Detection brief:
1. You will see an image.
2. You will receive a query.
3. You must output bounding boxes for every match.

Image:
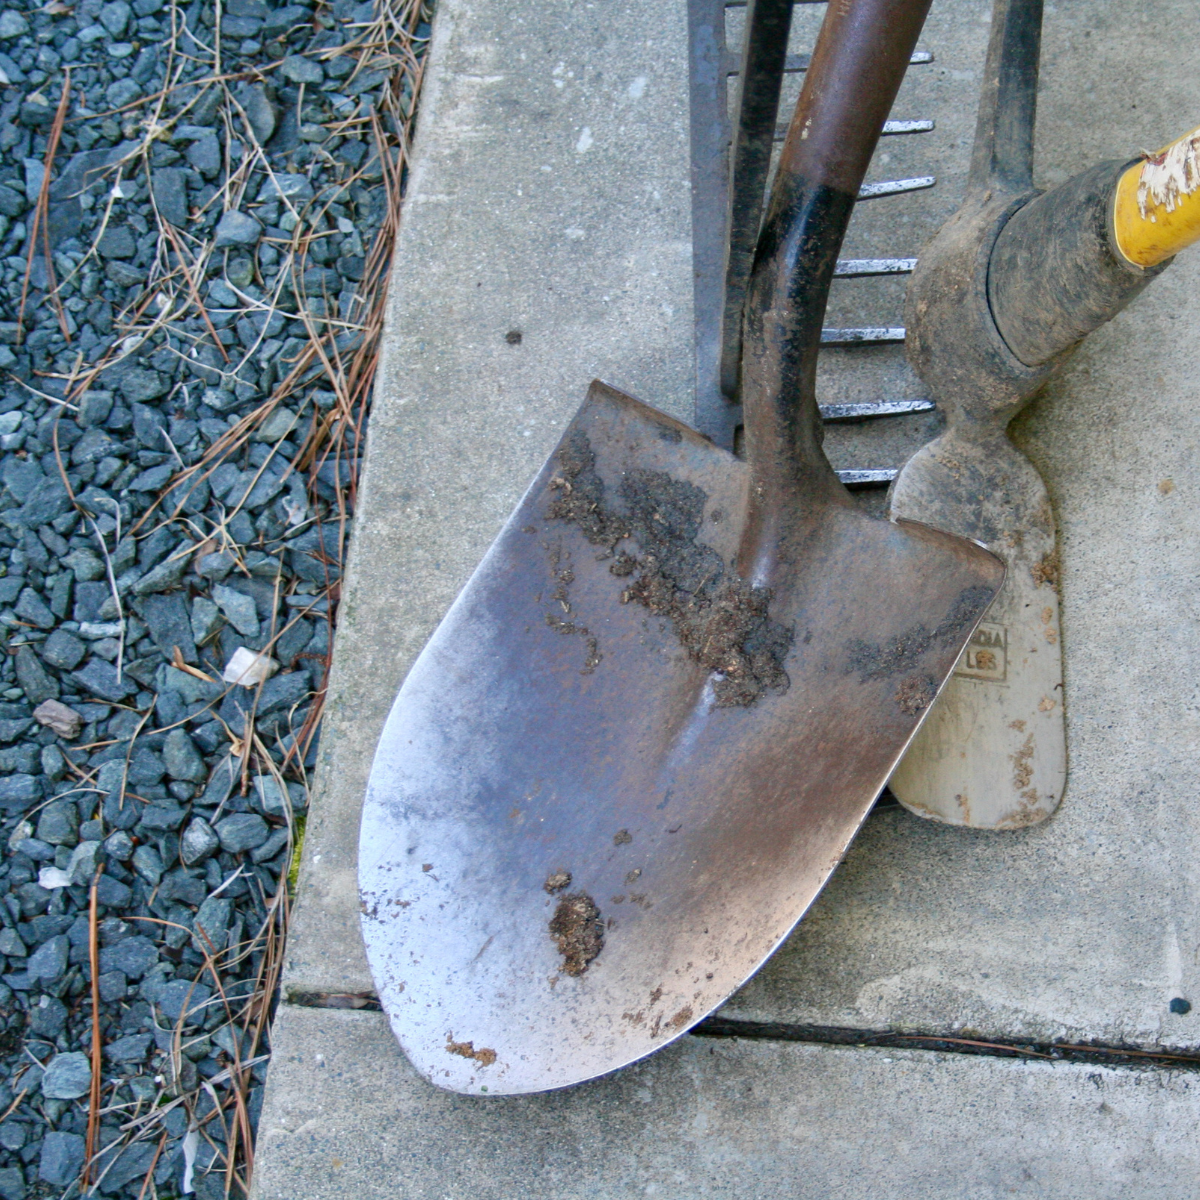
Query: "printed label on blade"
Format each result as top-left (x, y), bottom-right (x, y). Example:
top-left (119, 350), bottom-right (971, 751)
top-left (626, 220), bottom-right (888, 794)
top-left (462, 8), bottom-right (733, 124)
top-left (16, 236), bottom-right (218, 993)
top-left (954, 622), bottom-right (1007, 682)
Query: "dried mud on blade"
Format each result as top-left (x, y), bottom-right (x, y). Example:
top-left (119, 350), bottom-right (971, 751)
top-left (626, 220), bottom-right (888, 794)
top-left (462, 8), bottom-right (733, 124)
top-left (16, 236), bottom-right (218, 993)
top-left (359, 0), bottom-right (1004, 1096)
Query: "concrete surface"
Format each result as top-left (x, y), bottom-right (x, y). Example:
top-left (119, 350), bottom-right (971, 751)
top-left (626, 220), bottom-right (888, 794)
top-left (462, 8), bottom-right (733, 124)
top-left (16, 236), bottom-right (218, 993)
top-left (284, 0), bottom-right (695, 992)
top-left (252, 0), bottom-right (1200, 1192)
top-left (283, 0), bottom-right (1200, 1052)
top-left (252, 1005), bottom-right (1200, 1200)
top-left (724, 0), bottom-right (1200, 1048)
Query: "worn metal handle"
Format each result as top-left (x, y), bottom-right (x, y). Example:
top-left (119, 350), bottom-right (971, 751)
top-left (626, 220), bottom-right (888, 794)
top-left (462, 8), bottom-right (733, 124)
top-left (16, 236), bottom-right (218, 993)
top-left (967, 0), bottom-right (1042, 197)
top-left (739, 0), bottom-right (932, 535)
top-left (718, 0), bottom-right (795, 400)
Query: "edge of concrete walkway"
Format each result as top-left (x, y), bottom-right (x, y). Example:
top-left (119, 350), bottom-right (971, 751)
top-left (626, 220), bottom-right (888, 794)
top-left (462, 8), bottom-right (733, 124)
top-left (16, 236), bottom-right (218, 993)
top-left (282, 0), bottom-right (695, 995)
top-left (251, 1004), bottom-right (1200, 1200)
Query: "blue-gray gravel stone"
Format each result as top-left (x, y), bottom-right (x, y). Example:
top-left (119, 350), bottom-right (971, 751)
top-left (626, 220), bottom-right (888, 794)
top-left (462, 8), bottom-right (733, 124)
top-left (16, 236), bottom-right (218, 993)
top-left (14, 645), bottom-right (56, 704)
top-left (26, 935), bottom-right (69, 983)
top-left (131, 843), bottom-right (164, 886)
top-left (36, 802), bottom-right (78, 846)
top-left (138, 805), bottom-right (187, 831)
top-left (103, 830), bottom-right (135, 861)
top-left (151, 166), bottom-right (188, 227)
top-left (71, 659), bottom-right (135, 702)
top-left (41, 628), bottom-right (86, 669)
top-left (40, 1051), bottom-right (91, 1100)
top-left (119, 368), bottom-right (168, 403)
top-left (193, 895), bottom-right (232, 953)
top-left (180, 816), bottom-right (220, 866)
top-left (98, 970), bottom-right (126, 1001)
top-left (103, 1032), bottom-right (153, 1063)
top-left (0, 775), bottom-right (40, 807)
top-left (149, 978), bottom-right (211, 1023)
top-left (280, 54), bottom-right (324, 84)
top-left (39, 1131), bottom-right (86, 1186)
top-left (141, 592), bottom-right (197, 662)
top-left (67, 840), bottom-right (101, 886)
top-left (163, 728), bottom-right (207, 781)
top-left (14, 587), bottom-right (54, 630)
top-left (216, 813), bottom-right (269, 854)
top-left (99, 936), bottom-right (157, 980)
top-left (0, 1165), bottom-right (21, 1200)
top-left (214, 210), bottom-right (263, 248)
top-left (0, 11), bottom-right (29, 38)
top-left (0, 928), bottom-right (25, 957)
top-left (100, 1), bottom-right (132, 36)
top-left (212, 582), bottom-right (260, 637)
top-left (133, 553), bottom-right (189, 595)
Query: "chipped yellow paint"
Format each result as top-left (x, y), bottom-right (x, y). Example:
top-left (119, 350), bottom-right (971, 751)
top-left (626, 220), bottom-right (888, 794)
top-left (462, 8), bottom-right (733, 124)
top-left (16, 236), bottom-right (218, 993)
top-left (1113, 124), bottom-right (1200, 267)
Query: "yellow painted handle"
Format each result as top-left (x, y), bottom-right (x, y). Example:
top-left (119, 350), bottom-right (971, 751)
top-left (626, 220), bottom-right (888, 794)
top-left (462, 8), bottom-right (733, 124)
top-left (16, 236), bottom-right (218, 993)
top-left (1113, 124), bottom-right (1200, 268)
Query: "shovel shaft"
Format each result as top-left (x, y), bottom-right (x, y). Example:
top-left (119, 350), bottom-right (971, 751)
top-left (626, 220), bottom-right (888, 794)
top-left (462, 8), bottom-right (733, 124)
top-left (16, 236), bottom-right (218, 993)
top-left (739, 0), bottom-right (932, 576)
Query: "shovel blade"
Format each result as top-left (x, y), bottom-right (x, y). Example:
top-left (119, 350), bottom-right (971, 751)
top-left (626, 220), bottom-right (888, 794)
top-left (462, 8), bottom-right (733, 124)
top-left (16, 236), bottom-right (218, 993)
top-left (360, 381), bottom-right (1003, 1095)
top-left (888, 430), bottom-right (1066, 827)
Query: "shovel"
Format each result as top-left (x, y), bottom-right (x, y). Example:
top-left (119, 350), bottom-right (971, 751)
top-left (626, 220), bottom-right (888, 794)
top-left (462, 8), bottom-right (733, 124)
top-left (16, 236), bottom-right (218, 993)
top-left (359, 0), bottom-right (1003, 1096)
top-left (887, 0), bottom-right (1200, 827)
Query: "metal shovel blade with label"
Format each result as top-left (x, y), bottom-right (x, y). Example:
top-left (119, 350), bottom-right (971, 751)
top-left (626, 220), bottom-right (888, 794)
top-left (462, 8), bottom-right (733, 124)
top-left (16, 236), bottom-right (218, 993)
top-left (887, 0), bottom-right (1200, 828)
top-left (359, 0), bottom-right (1002, 1096)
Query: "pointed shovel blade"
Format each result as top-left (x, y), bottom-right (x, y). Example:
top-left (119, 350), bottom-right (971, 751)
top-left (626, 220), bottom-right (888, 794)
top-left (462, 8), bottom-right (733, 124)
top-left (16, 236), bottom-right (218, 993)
top-left (360, 380), bottom-right (1003, 1095)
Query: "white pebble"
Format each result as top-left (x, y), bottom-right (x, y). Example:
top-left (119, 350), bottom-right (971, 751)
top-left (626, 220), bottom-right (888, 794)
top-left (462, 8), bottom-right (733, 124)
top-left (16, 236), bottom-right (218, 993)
top-left (223, 647), bottom-right (279, 687)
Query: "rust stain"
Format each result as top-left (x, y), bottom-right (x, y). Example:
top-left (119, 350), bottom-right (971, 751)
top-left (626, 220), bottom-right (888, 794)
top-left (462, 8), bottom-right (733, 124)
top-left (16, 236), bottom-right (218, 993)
top-left (1011, 733), bottom-right (1035, 792)
top-left (1031, 548), bottom-right (1060, 591)
top-left (665, 1006), bottom-right (694, 1032)
top-left (895, 674), bottom-right (938, 716)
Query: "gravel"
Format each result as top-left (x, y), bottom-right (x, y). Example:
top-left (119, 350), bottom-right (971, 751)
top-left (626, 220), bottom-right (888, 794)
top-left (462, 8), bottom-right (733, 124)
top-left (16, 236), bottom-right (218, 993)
top-left (0, 0), bottom-right (431, 1190)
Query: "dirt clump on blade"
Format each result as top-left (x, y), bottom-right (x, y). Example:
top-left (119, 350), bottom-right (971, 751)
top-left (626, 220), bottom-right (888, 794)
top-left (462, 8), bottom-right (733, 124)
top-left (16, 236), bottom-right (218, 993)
top-left (445, 1039), bottom-right (497, 1067)
top-left (543, 869), bottom-right (572, 894)
top-left (547, 431), bottom-right (630, 549)
top-left (547, 431), bottom-right (792, 706)
top-left (549, 891), bottom-right (605, 976)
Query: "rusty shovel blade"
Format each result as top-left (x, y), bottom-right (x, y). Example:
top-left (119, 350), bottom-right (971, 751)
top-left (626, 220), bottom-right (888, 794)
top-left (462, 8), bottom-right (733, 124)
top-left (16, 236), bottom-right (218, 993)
top-left (360, 0), bottom-right (1003, 1095)
top-left (359, 381), bottom-right (1002, 1095)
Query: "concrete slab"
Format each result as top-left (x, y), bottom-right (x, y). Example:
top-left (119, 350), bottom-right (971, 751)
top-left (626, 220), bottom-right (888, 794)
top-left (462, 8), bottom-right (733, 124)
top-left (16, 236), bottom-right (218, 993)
top-left (251, 1005), bottom-right (1200, 1200)
top-left (252, 0), bottom-right (1200, 1190)
top-left (284, 0), bottom-right (1200, 1056)
top-left (723, 0), bottom-right (1200, 1046)
top-left (284, 0), bottom-right (695, 993)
